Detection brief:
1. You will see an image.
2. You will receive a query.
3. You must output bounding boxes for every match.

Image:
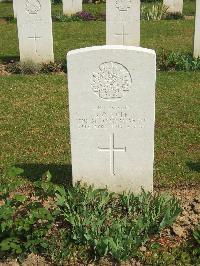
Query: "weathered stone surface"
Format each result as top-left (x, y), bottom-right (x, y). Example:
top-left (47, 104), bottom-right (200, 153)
top-left (106, 0), bottom-right (140, 46)
top-left (163, 0), bottom-right (183, 14)
top-left (62, 0), bottom-right (82, 16)
top-left (17, 0), bottom-right (54, 63)
top-left (67, 45), bottom-right (156, 193)
top-left (194, 0), bottom-right (200, 58)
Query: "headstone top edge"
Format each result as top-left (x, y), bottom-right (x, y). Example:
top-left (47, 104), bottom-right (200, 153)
top-left (67, 45), bottom-right (156, 57)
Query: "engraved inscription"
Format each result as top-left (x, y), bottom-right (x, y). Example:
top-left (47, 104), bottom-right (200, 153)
top-left (115, 24), bottom-right (130, 45)
top-left (91, 62), bottom-right (132, 101)
top-left (98, 133), bottom-right (126, 175)
top-left (76, 105), bottom-right (146, 129)
top-left (28, 33), bottom-right (41, 55)
top-left (115, 0), bottom-right (132, 11)
top-left (26, 0), bottom-right (41, 15)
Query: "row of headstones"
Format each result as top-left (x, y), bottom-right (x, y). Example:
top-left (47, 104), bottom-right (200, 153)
top-left (11, 0), bottom-right (187, 17)
top-left (13, 0), bottom-right (200, 63)
top-left (5, 0), bottom-right (199, 192)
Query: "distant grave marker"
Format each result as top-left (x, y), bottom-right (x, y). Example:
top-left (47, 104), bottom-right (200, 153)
top-left (17, 0), bottom-right (54, 63)
top-left (13, 0), bottom-right (17, 18)
top-left (194, 0), bottom-right (200, 58)
top-left (163, 0), bottom-right (183, 14)
top-left (106, 0), bottom-right (140, 46)
top-left (62, 0), bottom-right (82, 16)
top-left (67, 46), bottom-right (156, 193)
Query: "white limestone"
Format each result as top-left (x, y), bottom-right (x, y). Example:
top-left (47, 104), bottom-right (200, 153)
top-left (106, 0), bottom-right (140, 46)
top-left (62, 0), bottom-right (82, 16)
top-left (67, 45), bottom-right (156, 193)
top-left (17, 0), bottom-right (54, 63)
top-left (194, 0), bottom-right (200, 58)
top-left (163, 0), bottom-right (183, 14)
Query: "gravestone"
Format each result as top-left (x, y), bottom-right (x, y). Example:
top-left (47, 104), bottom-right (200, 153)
top-left (106, 0), bottom-right (140, 46)
top-left (17, 0), bottom-right (54, 63)
top-left (67, 46), bottom-right (156, 193)
top-left (194, 0), bottom-right (200, 58)
top-left (62, 0), bottom-right (82, 16)
top-left (13, 0), bottom-right (17, 18)
top-left (163, 0), bottom-right (183, 14)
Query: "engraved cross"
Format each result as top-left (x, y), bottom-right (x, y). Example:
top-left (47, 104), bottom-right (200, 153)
top-left (98, 133), bottom-right (126, 176)
top-left (28, 33), bottom-right (42, 55)
top-left (114, 24), bottom-right (129, 45)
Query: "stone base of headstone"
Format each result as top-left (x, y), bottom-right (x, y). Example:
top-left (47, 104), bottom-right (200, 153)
top-left (67, 45), bottom-right (156, 194)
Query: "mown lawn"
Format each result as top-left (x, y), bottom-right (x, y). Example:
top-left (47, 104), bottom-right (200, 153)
top-left (0, 72), bottom-right (199, 187)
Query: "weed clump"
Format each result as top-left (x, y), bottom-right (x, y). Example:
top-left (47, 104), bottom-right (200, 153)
top-left (0, 167), bottom-right (182, 264)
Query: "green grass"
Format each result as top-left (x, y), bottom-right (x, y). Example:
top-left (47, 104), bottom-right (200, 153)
top-left (183, 0), bottom-right (196, 16)
top-left (0, 72), bottom-right (199, 187)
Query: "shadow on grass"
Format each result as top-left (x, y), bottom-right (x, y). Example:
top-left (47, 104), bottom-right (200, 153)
top-left (0, 55), bottom-right (19, 63)
top-left (186, 161), bottom-right (200, 173)
top-left (16, 163), bottom-right (72, 187)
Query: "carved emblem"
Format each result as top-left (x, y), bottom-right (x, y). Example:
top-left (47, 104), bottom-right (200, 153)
top-left (26, 0), bottom-right (41, 15)
top-left (115, 0), bottom-right (132, 11)
top-left (91, 62), bottom-right (132, 101)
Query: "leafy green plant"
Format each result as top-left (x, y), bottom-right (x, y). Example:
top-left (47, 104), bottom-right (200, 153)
top-left (0, 167), bottom-right (182, 263)
top-left (193, 224), bottom-right (200, 256)
top-left (5, 60), bottom-right (66, 74)
top-left (0, 171), bottom-right (56, 260)
top-left (157, 50), bottom-right (200, 71)
top-left (141, 3), bottom-right (168, 20)
top-left (5, 61), bottom-right (42, 75)
top-left (55, 13), bottom-right (82, 22)
top-left (193, 225), bottom-right (200, 245)
top-left (142, 246), bottom-right (200, 265)
top-left (51, 0), bottom-right (62, 4)
top-left (165, 12), bottom-right (184, 20)
top-left (55, 11), bottom-right (96, 22)
top-left (55, 185), bottom-right (181, 261)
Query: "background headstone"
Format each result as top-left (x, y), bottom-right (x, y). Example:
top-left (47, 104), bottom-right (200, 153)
top-left (62, 0), bottom-right (82, 16)
top-left (67, 46), bottom-right (156, 193)
top-left (17, 0), bottom-right (54, 63)
top-left (163, 0), bottom-right (183, 14)
top-left (13, 0), bottom-right (17, 18)
top-left (194, 0), bottom-right (200, 58)
top-left (106, 0), bottom-right (140, 46)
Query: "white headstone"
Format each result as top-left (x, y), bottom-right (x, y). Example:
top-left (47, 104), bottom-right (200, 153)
top-left (17, 0), bottom-right (54, 63)
top-left (62, 0), bottom-right (82, 16)
top-left (194, 0), bottom-right (200, 58)
top-left (67, 46), bottom-right (156, 193)
top-left (163, 0), bottom-right (183, 14)
top-left (106, 0), bottom-right (140, 46)
top-left (13, 0), bottom-right (17, 18)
